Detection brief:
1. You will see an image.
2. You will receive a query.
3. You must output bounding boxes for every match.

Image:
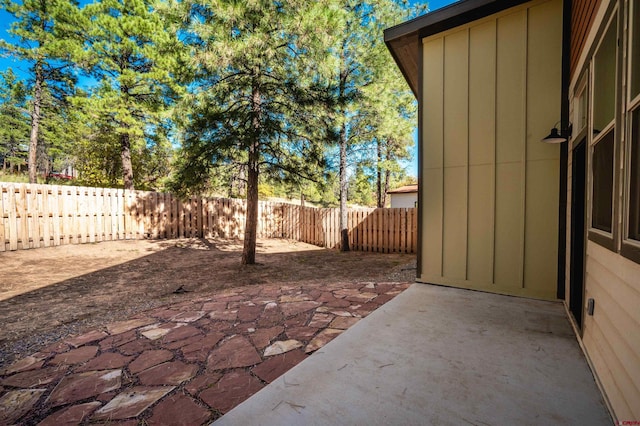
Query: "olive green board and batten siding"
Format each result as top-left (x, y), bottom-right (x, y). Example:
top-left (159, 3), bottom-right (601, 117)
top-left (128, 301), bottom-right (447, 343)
top-left (419, 0), bottom-right (562, 300)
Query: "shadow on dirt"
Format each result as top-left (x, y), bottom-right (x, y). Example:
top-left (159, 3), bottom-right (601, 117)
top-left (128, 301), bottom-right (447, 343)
top-left (0, 238), bottom-right (413, 367)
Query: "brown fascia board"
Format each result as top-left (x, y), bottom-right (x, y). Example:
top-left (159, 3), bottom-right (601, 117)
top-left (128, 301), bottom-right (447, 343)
top-left (384, 0), bottom-right (531, 96)
top-left (387, 185), bottom-right (419, 194)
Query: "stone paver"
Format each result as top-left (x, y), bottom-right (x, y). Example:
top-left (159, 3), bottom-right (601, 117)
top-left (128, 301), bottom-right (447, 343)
top-left (49, 346), bottom-right (98, 365)
top-left (92, 386), bottom-right (174, 420)
top-left (46, 369), bottom-right (122, 407)
top-left (171, 311), bottom-right (206, 323)
top-left (64, 330), bottom-right (108, 348)
top-left (285, 326), bottom-right (318, 341)
top-left (37, 401), bottom-right (101, 426)
top-left (1, 367), bottom-right (65, 389)
top-left (138, 361), bottom-right (199, 386)
top-left (330, 316), bottom-right (361, 330)
top-left (263, 340), bottom-right (303, 356)
top-left (148, 394), bottom-right (211, 425)
top-left (129, 349), bottom-right (174, 374)
top-left (140, 322), bottom-right (186, 340)
top-left (162, 324), bottom-right (202, 344)
top-left (0, 281), bottom-right (410, 424)
top-left (280, 301), bottom-right (321, 317)
top-left (199, 370), bottom-right (264, 414)
top-left (249, 326), bottom-right (284, 349)
top-left (252, 350), bottom-right (307, 383)
top-left (184, 372), bottom-right (222, 396)
top-left (76, 352), bottom-right (133, 372)
top-left (308, 313), bottom-right (333, 328)
top-left (0, 389), bottom-right (45, 424)
top-left (106, 318), bottom-right (156, 335)
top-left (207, 336), bottom-right (262, 370)
top-left (182, 332), bottom-right (225, 362)
top-left (305, 328), bottom-right (344, 353)
top-left (99, 330), bottom-right (138, 351)
top-left (1, 355), bottom-right (46, 376)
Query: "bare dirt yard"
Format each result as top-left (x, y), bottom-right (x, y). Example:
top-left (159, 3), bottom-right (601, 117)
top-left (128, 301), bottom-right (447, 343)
top-left (0, 238), bottom-right (415, 367)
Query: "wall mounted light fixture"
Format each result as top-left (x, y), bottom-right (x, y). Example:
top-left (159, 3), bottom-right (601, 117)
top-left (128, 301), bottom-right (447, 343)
top-left (541, 121), bottom-right (571, 143)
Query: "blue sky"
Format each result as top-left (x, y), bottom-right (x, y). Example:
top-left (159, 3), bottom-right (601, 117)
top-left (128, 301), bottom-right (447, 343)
top-left (0, 0), bottom-right (460, 178)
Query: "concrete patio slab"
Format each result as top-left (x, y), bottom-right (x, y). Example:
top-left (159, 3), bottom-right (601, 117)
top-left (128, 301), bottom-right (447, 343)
top-left (216, 284), bottom-right (611, 426)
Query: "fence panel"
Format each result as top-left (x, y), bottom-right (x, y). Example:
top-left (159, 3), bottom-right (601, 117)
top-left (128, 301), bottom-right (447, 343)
top-left (0, 183), bottom-right (417, 254)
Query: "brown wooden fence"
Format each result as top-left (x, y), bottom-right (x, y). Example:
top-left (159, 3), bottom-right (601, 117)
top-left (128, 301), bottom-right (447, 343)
top-left (0, 183), bottom-right (417, 254)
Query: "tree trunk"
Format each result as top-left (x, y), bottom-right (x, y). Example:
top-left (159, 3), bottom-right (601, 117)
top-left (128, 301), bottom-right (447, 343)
top-left (28, 61), bottom-right (43, 184)
top-left (338, 45), bottom-right (350, 252)
top-left (376, 138), bottom-right (383, 208)
top-left (339, 122), bottom-right (349, 251)
top-left (242, 81), bottom-right (261, 265)
top-left (383, 139), bottom-right (392, 207)
top-left (120, 132), bottom-right (134, 190)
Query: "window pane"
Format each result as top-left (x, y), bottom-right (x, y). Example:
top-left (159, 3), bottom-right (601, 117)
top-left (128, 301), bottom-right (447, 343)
top-left (629, 108), bottom-right (640, 240)
top-left (579, 89), bottom-right (587, 131)
top-left (594, 16), bottom-right (617, 131)
top-left (631, 1), bottom-right (640, 99)
top-left (592, 129), bottom-right (615, 233)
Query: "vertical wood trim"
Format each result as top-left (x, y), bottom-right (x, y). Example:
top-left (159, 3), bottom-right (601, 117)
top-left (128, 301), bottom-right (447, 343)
top-left (466, 28), bottom-right (472, 280)
top-left (440, 38), bottom-right (446, 275)
top-left (417, 28), bottom-right (424, 273)
top-left (491, 21), bottom-right (498, 285)
top-left (521, 9), bottom-right (530, 289)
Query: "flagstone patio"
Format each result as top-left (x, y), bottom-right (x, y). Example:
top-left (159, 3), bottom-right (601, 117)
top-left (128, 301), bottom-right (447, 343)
top-left (0, 281), bottom-right (410, 425)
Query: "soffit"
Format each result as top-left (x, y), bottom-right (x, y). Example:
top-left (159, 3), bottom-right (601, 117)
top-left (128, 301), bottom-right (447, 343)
top-left (384, 0), bottom-right (530, 97)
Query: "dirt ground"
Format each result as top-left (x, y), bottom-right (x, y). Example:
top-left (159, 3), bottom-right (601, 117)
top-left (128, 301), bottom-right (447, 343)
top-left (0, 238), bottom-right (416, 367)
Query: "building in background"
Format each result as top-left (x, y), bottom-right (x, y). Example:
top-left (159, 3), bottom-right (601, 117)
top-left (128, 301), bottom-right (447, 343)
top-left (387, 184), bottom-right (418, 208)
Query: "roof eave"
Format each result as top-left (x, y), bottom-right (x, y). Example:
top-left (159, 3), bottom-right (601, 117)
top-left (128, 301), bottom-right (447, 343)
top-left (384, 0), bottom-right (532, 96)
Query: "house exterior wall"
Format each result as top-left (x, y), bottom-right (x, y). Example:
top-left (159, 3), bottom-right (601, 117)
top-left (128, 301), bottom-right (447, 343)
top-left (583, 242), bottom-right (640, 420)
top-left (419, 0), bottom-right (562, 300)
top-left (566, 0), bottom-right (640, 420)
top-left (389, 193), bottom-right (417, 208)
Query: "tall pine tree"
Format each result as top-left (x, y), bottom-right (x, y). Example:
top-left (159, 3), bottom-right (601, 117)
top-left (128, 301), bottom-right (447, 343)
top-left (176, 0), bottom-right (339, 264)
top-left (0, 69), bottom-right (29, 173)
top-left (0, 0), bottom-right (83, 182)
top-left (322, 0), bottom-right (421, 247)
top-left (78, 0), bottom-right (184, 190)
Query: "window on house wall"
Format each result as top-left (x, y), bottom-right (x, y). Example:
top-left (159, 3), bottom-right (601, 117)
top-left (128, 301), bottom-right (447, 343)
top-left (629, 109), bottom-right (640, 241)
top-left (593, 129), bottom-right (615, 232)
top-left (593, 18), bottom-right (617, 132)
top-left (591, 14), bottom-right (617, 236)
top-left (574, 75), bottom-right (588, 135)
top-left (631, 0), bottom-right (640, 100)
top-left (625, 0), bottom-right (640, 257)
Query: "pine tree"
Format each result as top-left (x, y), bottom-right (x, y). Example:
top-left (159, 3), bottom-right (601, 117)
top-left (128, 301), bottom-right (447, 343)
top-left (0, 0), bottom-right (83, 182)
top-left (78, 0), bottom-right (184, 190)
top-left (176, 0), bottom-right (339, 264)
top-left (321, 0), bottom-right (421, 244)
top-left (0, 69), bottom-right (29, 173)
top-left (367, 62), bottom-right (416, 208)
